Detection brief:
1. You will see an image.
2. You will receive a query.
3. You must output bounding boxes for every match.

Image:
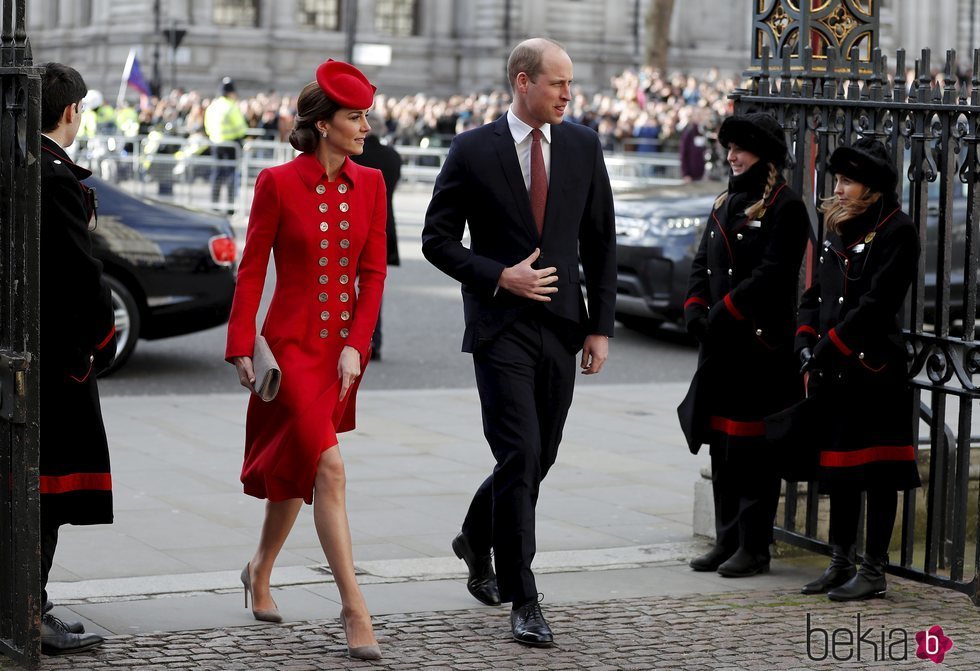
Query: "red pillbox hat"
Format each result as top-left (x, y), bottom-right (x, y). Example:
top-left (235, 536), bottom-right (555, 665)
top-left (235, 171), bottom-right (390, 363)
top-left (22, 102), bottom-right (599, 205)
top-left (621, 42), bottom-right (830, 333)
top-left (315, 59), bottom-right (377, 109)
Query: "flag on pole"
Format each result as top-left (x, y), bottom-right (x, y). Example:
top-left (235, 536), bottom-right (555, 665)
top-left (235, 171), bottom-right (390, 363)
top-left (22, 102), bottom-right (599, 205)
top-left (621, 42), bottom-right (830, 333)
top-left (117, 47), bottom-right (151, 106)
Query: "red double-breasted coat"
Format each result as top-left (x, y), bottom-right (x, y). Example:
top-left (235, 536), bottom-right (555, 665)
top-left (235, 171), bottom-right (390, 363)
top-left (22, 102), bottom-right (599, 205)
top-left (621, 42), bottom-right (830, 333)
top-left (225, 152), bottom-right (387, 503)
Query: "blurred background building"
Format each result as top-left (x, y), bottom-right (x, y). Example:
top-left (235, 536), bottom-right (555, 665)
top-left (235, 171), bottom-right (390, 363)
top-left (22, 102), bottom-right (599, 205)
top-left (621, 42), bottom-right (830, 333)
top-left (27, 0), bottom-right (980, 98)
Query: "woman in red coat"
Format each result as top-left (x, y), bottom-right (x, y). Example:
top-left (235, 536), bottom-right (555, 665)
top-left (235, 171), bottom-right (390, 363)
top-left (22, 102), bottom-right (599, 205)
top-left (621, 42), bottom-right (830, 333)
top-left (225, 60), bottom-right (387, 660)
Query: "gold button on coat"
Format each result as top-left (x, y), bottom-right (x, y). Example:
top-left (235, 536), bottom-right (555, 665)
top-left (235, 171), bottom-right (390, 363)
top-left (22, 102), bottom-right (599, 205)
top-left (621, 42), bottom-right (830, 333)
top-left (320, 240), bottom-right (329, 249)
top-left (320, 311), bottom-right (330, 320)
top-left (318, 257), bottom-right (327, 266)
top-left (737, 233), bottom-right (743, 240)
top-left (338, 184), bottom-right (348, 194)
top-left (319, 275), bottom-right (328, 284)
top-left (320, 222), bottom-right (328, 232)
top-left (339, 202), bottom-right (349, 212)
top-left (340, 239), bottom-right (350, 249)
top-left (339, 257), bottom-right (349, 267)
top-left (340, 328), bottom-right (350, 338)
top-left (318, 292), bottom-right (328, 302)
top-left (318, 203), bottom-right (328, 213)
top-left (838, 296), bottom-right (844, 304)
top-left (341, 311), bottom-right (350, 320)
top-left (339, 275), bottom-right (350, 284)
top-left (319, 329), bottom-right (329, 338)
top-left (340, 292), bottom-right (350, 302)
top-left (316, 184), bottom-right (326, 194)
top-left (339, 220), bottom-right (350, 230)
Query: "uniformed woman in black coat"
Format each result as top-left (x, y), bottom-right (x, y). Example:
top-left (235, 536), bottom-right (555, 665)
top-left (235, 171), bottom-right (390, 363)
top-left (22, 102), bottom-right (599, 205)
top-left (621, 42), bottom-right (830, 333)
top-left (796, 138), bottom-right (921, 601)
top-left (683, 112), bottom-right (809, 577)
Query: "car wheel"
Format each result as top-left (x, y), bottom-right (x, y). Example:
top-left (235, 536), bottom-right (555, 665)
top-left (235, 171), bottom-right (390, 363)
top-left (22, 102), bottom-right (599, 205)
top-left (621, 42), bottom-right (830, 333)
top-left (99, 274), bottom-right (141, 376)
top-left (616, 314), bottom-right (664, 334)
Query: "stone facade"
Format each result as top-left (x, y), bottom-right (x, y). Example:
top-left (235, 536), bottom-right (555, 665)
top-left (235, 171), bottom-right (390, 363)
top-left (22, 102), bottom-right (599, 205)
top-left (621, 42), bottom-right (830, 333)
top-left (25, 0), bottom-right (980, 100)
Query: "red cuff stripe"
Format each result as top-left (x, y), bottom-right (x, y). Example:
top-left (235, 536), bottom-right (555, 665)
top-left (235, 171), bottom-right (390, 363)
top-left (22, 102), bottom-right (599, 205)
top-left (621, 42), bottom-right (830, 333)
top-left (685, 296), bottom-right (709, 309)
top-left (820, 445), bottom-right (915, 468)
top-left (828, 328), bottom-right (853, 356)
top-left (96, 326), bottom-right (117, 351)
top-left (723, 293), bottom-right (746, 321)
top-left (708, 416), bottom-right (766, 437)
top-left (40, 472), bottom-right (112, 494)
top-left (796, 325), bottom-right (818, 338)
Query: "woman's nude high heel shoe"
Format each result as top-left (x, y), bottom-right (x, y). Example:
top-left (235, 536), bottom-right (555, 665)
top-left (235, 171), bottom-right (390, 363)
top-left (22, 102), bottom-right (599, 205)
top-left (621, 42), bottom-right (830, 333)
top-left (241, 563), bottom-right (283, 623)
top-left (339, 612), bottom-right (382, 661)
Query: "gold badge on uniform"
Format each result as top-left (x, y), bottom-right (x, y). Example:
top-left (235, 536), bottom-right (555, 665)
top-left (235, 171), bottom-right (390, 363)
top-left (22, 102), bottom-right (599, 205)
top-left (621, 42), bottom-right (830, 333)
top-left (864, 232), bottom-right (876, 244)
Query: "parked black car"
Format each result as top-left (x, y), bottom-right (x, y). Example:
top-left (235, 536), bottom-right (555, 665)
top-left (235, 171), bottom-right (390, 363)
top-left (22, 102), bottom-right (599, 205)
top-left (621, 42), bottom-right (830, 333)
top-left (613, 182), bottom-right (719, 331)
top-left (85, 177), bottom-right (237, 374)
top-left (614, 179), bottom-right (977, 334)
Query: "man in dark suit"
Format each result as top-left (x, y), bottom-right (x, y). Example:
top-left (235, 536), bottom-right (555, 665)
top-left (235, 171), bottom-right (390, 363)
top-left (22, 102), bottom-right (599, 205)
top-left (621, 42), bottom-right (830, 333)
top-left (38, 62), bottom-right (116, 655)
top-left (422, 38), bottom-right (616, 647)
top-left (352, 112), bottom-right (401, 360)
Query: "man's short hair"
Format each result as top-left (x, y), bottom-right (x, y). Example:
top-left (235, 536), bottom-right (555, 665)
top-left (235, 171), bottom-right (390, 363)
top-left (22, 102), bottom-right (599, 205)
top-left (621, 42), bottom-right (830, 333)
top-left (40, 62), bottom-right (87, 132)
top-left (506, 38), bottom-right (566, 90)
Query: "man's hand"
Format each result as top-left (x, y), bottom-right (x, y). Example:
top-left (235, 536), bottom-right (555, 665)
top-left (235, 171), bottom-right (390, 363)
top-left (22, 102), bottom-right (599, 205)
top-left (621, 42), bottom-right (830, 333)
top-left (338, 345), bottom-right (361, 401)
top-left (497, 248), bottom-right (558, 301)
top-left (233, 355), bottom-right (256, 392)
top-left (580, 334), bottom-right (609, 375)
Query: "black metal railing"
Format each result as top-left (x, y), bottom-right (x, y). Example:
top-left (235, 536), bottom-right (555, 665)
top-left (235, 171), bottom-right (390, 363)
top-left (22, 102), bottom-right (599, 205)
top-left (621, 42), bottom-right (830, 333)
top-left (0, 0), bottom-right (42, 667)
top-left (739, 44), bottom-right (980, 605)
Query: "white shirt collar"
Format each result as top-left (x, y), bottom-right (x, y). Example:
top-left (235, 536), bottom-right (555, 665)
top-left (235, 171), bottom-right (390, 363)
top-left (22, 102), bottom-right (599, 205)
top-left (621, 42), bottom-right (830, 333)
top-left (507, 107), bottom-right (551, 144)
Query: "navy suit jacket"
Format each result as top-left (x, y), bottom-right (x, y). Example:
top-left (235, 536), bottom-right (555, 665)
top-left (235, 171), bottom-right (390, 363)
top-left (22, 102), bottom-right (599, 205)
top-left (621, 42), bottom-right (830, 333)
top-left (422, 114), bottom-right (617, 352)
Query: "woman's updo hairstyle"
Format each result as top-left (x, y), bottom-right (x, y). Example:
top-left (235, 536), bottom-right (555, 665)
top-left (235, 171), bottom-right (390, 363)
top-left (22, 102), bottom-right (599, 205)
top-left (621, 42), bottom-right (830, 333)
top-left (288, 81), bottom-right (341, 153)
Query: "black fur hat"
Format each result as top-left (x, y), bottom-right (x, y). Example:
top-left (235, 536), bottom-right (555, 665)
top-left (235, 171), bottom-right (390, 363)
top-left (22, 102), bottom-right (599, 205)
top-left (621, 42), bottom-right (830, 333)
top-left (828, 138), bottom-right (898, 196)
top-left (718, 112), bottom-right (788, 168)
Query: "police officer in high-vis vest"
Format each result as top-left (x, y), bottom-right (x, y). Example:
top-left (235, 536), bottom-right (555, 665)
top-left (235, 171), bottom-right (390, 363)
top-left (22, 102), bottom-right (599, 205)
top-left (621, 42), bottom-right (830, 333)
top-left (204, 76), bottom-right (249, 211)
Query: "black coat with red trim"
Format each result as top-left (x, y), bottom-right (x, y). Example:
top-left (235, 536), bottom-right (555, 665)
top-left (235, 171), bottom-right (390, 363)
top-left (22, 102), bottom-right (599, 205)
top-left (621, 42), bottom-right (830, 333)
top-left (682, 161), bottom-right (809, 451)
top-left (794, 198), bottom-right (921, 491)
top-left (39, 135), bottom-right (115, 526)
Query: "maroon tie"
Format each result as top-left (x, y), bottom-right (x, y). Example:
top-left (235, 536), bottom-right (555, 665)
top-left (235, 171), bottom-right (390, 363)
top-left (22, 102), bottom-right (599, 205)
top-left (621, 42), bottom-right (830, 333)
top-left (529, 128), bottom-right (547, 236)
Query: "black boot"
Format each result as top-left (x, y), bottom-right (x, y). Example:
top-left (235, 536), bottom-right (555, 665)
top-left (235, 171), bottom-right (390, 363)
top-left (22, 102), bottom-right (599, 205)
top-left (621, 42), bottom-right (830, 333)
top-left (827, 553), bottom-right (887, 602)
top-left (689, 545), bottom-right (735, 572)
top-left (716, 547), bottom-right (770, 578)
top-left (801, 546), bottom-right (856, 595)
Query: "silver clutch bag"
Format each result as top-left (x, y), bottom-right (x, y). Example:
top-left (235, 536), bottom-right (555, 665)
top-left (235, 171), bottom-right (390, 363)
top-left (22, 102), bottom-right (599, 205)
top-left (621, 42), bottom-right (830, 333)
top-left (252, 335), bottom-right (281, 402)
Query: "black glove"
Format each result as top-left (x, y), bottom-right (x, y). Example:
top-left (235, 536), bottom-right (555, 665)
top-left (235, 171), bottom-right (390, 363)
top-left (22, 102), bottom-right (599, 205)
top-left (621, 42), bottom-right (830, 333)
top-left (798, 346), bottom-right (814, 374)
top-left (706, 300), bottom-right (737, 340)
top-left (809, 337), bottom-right (833, 369)
top-left (93, 337), bottom-right (117, 374)
top-left (686, 316), bottom-right (708, 343)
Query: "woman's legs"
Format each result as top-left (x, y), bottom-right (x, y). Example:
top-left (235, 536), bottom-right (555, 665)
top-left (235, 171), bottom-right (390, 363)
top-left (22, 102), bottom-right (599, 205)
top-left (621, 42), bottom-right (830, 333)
top-left (313, 445), bottom-right (377, 648)
top-left (249, 498), bottom-right (304, 612)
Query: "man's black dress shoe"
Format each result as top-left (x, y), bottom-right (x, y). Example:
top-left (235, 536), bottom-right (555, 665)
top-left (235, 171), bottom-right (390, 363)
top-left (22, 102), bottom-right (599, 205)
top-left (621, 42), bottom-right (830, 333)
top-left (41, 614), bottom-right (103, 656)
top-left (689, 545), bottom-right (735, 572)
top-left (43, 600), bottom-right (85, 633)
top-left (452, 532), bottom-right (501, 606)
top-left (511, 600), bottom-right (554, 647)
top-left (716, 547), bottom-right (771, 577)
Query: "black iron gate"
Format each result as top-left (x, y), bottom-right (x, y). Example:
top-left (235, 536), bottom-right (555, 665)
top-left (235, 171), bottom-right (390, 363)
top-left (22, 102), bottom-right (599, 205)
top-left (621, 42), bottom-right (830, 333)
top-left (0, 0), bottom-right (42, 667)
top-left (736, 42), bottom-right (980, 604)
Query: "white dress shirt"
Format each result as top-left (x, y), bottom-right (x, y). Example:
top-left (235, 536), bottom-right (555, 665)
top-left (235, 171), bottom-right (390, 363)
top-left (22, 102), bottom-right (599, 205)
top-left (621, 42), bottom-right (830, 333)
top-left (507, 108), bottom-right (551, 191)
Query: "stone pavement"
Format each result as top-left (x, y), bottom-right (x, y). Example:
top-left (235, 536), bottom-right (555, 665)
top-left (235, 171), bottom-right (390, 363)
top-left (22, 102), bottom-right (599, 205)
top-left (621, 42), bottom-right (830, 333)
top-left (5, 382), bottom-right (980, 668)
top-left (13, 574), bottom-right (980, 670)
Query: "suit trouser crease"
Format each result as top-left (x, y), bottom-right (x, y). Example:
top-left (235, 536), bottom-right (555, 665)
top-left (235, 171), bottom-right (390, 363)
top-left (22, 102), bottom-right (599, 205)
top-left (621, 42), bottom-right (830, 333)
top-left (462, 314), bottom-right (575, 605)
top-left (710, 446), bottom-right (780, 555)
top-left (39, 516), bottom-right (59, 605)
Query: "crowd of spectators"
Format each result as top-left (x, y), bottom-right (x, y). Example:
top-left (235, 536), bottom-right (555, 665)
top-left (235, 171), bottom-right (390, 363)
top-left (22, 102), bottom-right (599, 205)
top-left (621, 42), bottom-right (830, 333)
top-left (97, 66), bottom-right (739, 158)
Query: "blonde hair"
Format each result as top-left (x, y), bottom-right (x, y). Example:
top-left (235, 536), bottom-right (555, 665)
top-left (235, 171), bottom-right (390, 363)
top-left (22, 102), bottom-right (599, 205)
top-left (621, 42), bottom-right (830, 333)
top-left (713, 162), bottom-right (780, 218)
top-left (819, 187), bottom-right (882, 234)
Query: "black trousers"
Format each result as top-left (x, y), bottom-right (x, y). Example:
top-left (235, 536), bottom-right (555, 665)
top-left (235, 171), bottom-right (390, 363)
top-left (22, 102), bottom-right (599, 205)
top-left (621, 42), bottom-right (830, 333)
top-left (710, 446), bottom-right (781, 555)
top-left (210, 144), bottom-right (238, 204)
top-left (40, 514), bottom-right (60, 606)
top-left (462, 312), bottom-right (576, 606)
top-left (828, 487), bottom-right (898, 558)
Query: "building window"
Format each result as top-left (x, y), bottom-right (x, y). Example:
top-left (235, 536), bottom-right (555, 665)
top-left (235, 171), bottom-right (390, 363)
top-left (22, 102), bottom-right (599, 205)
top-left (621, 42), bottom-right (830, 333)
top-left (297, 0), bottom-right (340, 30)
top-left (79, 0), bottom-right (93, 26)
top-left (213, 0), bottom-right (260, 27)
top-left (375, 0), bottom-right (417, 37)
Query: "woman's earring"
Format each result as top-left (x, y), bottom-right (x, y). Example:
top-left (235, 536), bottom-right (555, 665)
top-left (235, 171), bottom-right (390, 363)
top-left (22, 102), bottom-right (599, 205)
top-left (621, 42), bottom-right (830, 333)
top-left (321, 131), bottom-right (328, 138)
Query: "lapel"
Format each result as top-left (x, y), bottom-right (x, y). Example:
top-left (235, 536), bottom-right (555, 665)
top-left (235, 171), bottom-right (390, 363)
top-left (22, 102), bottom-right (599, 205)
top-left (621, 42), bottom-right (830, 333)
top-left (491, 115), bottom-right (538, 240)
top-left (541, 123), bottom-right (567, 243)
